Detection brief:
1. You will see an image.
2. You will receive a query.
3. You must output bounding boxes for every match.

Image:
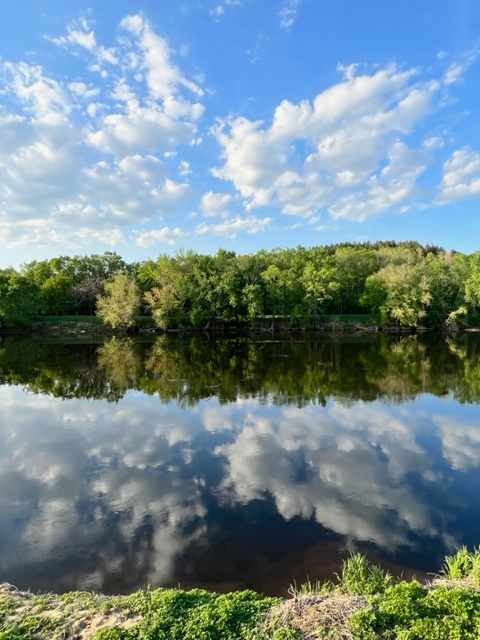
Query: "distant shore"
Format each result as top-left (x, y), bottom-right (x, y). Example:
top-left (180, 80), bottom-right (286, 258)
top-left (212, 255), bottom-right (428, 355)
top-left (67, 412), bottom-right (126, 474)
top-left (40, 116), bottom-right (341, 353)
top-left (1, 314), bottom-right (476, 338)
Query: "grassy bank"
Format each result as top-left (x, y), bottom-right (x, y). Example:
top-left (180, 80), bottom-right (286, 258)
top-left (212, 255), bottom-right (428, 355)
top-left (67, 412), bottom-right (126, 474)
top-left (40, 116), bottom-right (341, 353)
top-left (3, 550), bottom-right (480, 639)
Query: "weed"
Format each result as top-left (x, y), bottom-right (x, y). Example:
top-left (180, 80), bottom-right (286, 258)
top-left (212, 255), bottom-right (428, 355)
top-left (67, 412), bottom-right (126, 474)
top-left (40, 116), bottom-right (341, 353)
top-left (443, 546), bottom-right (475, 580)
top-left (338, 553), bottom-right (391, 595)
top-left (288, 577), bottom-right (334, 598)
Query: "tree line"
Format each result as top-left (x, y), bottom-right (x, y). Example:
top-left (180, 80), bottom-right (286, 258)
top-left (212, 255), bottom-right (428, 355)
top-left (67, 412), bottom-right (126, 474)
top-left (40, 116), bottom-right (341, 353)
top-left (1, 241), bottom-right (480, 329)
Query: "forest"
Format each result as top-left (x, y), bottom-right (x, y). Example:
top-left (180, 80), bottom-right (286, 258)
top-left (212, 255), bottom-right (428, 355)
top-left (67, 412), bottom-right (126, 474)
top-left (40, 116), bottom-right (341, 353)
top-left (1, 241), bottom-right (479, 330)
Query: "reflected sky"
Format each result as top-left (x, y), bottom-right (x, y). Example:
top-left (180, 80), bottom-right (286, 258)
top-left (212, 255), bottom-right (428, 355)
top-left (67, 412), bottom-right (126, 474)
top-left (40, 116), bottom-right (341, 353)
top-left (1, 336), bottom-right (480, 595)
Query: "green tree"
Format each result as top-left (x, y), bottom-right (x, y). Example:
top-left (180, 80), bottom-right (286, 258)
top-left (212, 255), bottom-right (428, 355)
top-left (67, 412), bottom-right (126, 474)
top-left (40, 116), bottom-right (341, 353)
top-left (362, 263), bottom-right (432, 327)
top-left (0, 271), bottom-right (41, 326)
top-left (96, 273), bottom-right (140, 330)
top-left (144, 258), bottom-right (188, 329)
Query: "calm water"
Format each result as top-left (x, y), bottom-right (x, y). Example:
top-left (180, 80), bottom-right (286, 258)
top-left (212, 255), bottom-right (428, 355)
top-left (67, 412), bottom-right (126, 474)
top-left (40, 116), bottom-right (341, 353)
top-left (1, 334), bottom-right (480, 595)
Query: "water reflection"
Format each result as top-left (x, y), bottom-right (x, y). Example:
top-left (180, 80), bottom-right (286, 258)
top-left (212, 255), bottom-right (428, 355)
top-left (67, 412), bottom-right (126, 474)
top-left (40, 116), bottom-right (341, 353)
top-left (0, 335), bottom-right (480, 594)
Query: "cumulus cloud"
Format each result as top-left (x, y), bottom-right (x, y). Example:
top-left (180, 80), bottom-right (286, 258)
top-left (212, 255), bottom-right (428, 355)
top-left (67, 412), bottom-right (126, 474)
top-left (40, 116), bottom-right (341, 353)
top-left (119, 13), bottom-right (203, 99)
top-left (437, 148), bottom-right (480, 203)
top-left (200, 191), bottom-right (233, 216)
top-left (136, 226), bottom-right (186, 247)
top-left (213, 64), bottom-right (443, 221)
top-left (0, 14), bottom-right (205, 250)
top-left (1, 11), bottom-right (478, 254)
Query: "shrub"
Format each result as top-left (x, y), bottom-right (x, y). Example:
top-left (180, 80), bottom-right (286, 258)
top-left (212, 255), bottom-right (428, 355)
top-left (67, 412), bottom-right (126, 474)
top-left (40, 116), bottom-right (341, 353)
top-left (351, 582), bottom-right (480, 640)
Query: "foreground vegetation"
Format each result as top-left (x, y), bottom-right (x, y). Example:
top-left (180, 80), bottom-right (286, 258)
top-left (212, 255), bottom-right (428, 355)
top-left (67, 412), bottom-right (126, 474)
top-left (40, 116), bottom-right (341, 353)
top-left (2, 550), bottom-right (480, 639)
top-left (2, 241), bottom-right (480, 331)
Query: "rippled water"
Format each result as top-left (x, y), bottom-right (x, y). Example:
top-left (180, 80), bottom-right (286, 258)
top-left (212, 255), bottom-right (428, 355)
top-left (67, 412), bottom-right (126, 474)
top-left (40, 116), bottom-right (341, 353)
top-left (1, 334), bottom-right (480, 595)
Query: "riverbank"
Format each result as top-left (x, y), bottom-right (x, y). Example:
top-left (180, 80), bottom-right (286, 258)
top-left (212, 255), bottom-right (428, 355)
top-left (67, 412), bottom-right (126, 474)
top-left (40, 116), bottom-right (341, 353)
top-left (2, 551), bottom-right (480, 639)
top-left (2, 314), bottom-right (475, 338)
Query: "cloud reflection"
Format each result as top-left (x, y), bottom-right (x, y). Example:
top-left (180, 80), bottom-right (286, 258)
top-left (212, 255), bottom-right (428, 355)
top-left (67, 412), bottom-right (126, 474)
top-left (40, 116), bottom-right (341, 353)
top-left (0, 385), bottom-right (480, 592)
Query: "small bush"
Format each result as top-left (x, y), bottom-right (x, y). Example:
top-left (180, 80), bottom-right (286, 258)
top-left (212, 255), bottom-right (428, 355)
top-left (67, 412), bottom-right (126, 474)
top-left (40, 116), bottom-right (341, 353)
top-left (338, 553), bottom-right (391, 595)
top-left (112, 588), bottom-right (278, 640)
top-left (351, 582), bottom-right (480, 640)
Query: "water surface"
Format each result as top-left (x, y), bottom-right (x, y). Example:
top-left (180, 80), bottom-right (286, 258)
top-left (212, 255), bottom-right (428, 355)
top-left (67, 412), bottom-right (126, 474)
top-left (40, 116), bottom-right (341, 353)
top-left (1, 334), bottom-right (480, 594)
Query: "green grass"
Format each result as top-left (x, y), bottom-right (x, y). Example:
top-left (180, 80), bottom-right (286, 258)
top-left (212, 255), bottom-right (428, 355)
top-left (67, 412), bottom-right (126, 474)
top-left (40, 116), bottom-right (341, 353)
top-left (443, 546), bottom-right (480, 584)
top-left (337, 553), bottom-right (392, 595)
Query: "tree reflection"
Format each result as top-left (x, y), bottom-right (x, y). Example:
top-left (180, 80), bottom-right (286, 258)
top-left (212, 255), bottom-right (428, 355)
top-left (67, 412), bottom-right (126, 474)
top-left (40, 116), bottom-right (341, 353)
top-left (97, 337), bottom-right (142, 395)
top-left (0, 334), bottom-right (480, 404)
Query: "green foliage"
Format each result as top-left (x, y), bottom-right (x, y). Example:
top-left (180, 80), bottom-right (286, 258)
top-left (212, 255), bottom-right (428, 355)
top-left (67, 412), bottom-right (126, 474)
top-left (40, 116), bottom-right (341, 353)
top-left (351, 582), bottom-right (480, 640)
top-left (0, 614), bottom-right (58, 640)
top-left (103, 588), bottom-right (278, 640)
top-left (96, 273), bottom-right (141, 330)
top-left (0, 271), bottom-right (40, 326)
top-left (3, 243), bottom-right (480, 329)
top-left (338, 553), bottom-right (391, 595)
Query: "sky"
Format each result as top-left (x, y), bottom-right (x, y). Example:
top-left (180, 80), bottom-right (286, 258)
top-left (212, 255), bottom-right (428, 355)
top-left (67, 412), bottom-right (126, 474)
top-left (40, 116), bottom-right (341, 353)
top-left (0, 0), bottom-right (479, 267)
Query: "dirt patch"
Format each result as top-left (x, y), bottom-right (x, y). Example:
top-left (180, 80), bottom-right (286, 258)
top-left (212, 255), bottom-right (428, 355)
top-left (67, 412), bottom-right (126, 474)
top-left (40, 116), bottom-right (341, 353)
top-left (0, 583), bottom-right (141, 639)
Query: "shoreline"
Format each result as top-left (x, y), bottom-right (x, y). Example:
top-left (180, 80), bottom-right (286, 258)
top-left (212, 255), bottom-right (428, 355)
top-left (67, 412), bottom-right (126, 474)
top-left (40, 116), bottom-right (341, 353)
top-left (2, 551), bottom-right (480, 639)
top-left (1, 315), bottom-right (477, 338)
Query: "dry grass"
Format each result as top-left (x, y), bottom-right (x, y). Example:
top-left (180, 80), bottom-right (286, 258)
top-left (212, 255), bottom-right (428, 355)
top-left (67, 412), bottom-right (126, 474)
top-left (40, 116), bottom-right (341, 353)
top-left (427, 575), bottom-right (480, 591)
top-left (270, 593), bottom-right (367, 639)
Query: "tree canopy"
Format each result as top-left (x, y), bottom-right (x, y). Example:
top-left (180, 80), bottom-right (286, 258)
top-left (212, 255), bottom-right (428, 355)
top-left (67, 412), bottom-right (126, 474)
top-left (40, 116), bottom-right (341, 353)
top-left (1, 242), bottom-right (479, 329)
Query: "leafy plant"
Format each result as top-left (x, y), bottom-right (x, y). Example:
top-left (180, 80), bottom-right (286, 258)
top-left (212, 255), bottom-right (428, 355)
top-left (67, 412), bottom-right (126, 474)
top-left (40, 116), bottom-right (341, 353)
top-left (351, 582), bottom-right (480, 640)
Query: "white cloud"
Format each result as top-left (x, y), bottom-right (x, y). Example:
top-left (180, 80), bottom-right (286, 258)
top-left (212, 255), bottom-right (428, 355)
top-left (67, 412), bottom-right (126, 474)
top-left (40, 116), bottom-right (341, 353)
top-left (136, 226), bottom-right (186, 247)
top-left (120, 14), bottom-right (203, 99)
top-left (437, 148), bottom-right (480, 203)
top-left (209, 0), bottom-right (246, 20)
top-left (279, 0), bottom-right (302, 31)
top-left (87, 103), bottom-right (199, 154)
top-left (195, 215), bottom-right (271, 237)
top-left (179, 160), bottom-right (192, 176)
top-left (49, 17), bottom-right (118, 69)
top-left (3, 61), bottom-right (70, 117)
top-left (213, 64), bottom-right (442, 220)
top-left (200, 191), bottom-right (233, 216)
top-left (68, 81), bottom-right (99, 98)
top-left (0, 14), bottom-right (210, 250)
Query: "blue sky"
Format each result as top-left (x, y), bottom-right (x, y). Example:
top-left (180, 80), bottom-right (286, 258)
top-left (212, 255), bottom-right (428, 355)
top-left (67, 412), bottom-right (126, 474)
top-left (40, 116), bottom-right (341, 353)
top-left (0, 0), bottom-right (479, 267)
